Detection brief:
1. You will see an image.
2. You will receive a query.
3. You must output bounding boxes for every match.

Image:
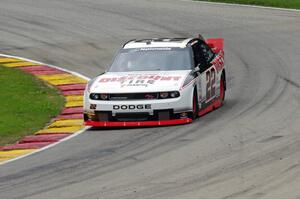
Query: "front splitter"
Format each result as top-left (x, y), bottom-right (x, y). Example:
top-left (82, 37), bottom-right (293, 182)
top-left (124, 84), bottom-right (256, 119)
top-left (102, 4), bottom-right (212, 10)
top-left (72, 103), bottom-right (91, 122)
top-left (85, 118), bottom-right (192, 127)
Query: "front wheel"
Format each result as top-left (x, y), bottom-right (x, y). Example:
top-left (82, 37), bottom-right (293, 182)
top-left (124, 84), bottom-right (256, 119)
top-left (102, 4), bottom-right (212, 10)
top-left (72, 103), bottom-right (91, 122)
top-left (189, 91), bottom-right (199, 119)
top-left (220, 76), bottom-right (225, 104)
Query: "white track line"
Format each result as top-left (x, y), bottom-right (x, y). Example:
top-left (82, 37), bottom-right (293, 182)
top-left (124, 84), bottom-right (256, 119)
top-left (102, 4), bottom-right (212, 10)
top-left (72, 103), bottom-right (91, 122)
top-left (0, 53), bottom-right (91, 166)
top-left (0, 127), bottom-right (90, 166)
top-left (182, 0), bottom-right (300, 12)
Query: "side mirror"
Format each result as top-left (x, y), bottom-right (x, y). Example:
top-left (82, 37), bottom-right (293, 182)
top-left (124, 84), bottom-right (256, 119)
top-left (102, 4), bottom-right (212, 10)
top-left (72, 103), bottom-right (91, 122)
top-left (193, 65), bottom-right (200, 73)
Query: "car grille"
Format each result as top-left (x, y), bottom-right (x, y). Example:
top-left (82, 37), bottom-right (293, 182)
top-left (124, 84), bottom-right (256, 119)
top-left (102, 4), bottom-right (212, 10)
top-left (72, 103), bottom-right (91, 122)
top-left (115, 113), bottom-right (150, 121)
top-left (109, 93), bottom-right (158, 100)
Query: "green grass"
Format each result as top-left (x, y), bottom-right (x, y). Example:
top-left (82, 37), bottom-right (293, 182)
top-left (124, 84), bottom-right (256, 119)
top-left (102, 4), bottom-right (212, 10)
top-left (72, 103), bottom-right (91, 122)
top-left (195, 0), bottom-right (300, 9)
top-left (0, 66), bottom-right (64, 146)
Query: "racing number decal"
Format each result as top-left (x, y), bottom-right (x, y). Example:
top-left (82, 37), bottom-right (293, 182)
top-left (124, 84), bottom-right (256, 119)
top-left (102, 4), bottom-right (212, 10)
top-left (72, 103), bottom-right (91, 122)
top-left (206, 68), bottom-right (216, 101)
top-left (211, 68), bottom-right (216, 97)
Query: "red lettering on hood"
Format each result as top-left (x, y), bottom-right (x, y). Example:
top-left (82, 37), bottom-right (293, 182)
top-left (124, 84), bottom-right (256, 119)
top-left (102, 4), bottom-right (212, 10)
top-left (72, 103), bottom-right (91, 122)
top-left (99, 78), bottom-right (111, 82)
top-left (161, 76), bottom-right (171, 80)
top-left (153, 76), bottom-right (162, 80)
top-left (172, 76), bottom-right (181, 81)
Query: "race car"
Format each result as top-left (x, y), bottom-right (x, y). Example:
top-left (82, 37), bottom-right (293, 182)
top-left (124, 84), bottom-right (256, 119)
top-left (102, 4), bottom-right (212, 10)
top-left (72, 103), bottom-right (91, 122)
top-left (84, 35), bottom-right (226, 127)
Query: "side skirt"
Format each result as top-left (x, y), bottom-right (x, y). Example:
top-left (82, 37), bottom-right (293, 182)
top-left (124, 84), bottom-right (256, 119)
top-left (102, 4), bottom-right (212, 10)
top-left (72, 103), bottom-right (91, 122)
top-left (198, 98), bottom-right (222, 117)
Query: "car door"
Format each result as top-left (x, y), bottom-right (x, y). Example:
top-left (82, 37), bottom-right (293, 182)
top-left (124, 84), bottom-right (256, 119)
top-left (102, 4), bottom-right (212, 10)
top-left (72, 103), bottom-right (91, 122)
top-left (191, 42), bottom-right (204, 106)
top-left (197, 42), bottom-right (217, 106)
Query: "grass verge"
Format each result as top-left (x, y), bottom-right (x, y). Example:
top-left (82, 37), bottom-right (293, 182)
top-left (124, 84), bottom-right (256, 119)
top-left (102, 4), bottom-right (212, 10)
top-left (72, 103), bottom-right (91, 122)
top-left (0, 66), bottom-right (64, 146)
top-left (195, 0), bottom-right (300, 9)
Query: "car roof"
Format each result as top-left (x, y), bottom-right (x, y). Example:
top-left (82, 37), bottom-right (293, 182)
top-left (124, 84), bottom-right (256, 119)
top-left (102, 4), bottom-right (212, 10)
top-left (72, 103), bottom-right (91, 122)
top-left (123, 37), bottom-right (204, 49)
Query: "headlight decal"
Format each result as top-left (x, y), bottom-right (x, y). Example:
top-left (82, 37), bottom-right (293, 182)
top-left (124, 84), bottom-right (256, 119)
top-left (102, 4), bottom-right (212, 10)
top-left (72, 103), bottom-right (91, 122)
top-left (89, 91), bottom-right (180, 100)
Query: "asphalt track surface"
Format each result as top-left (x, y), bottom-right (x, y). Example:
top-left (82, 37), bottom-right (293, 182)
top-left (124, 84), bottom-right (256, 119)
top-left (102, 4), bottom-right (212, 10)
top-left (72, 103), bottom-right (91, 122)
top-left (0, 0), bottom-right (300, 198)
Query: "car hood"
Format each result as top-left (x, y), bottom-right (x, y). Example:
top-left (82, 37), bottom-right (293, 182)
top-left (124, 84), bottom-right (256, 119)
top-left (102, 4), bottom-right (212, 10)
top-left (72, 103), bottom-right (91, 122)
top-left (90, 70), bottom-right (191, 93)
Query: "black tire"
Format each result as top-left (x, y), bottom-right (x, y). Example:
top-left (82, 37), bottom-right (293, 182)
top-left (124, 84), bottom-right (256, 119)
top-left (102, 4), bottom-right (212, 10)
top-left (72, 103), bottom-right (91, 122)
top-left (190, 90), bottom-right (199, 119)
top-left (220, 75), bottom-right (225, 104)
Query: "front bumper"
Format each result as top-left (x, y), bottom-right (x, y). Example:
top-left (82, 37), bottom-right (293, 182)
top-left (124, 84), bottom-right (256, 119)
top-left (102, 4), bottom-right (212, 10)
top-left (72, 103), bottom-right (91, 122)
top-left (84, 85), bottom-right (194, 127)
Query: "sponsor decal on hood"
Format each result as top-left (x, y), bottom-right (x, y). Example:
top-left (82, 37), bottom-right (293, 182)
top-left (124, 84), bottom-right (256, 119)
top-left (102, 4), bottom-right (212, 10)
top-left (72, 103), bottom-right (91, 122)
top-left (91, 71), bottom-right (190, 93)
top-left (99, 74), bottom-right (181, 87)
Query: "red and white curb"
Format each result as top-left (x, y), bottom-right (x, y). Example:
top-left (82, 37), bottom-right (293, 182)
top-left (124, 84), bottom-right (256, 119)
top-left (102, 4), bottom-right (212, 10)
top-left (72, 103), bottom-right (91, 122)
top-left (0, 54), bottom-right (90, 166)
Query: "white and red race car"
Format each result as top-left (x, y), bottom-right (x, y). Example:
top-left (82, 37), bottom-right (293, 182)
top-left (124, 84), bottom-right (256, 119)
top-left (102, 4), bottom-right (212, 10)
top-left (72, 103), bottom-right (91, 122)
top-left (84, 36), bottom-right (226, 127)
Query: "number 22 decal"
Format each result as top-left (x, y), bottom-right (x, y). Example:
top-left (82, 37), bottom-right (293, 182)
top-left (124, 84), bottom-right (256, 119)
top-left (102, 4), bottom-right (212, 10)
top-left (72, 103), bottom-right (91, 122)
top-left (206, 68), bottom-right (216, 101)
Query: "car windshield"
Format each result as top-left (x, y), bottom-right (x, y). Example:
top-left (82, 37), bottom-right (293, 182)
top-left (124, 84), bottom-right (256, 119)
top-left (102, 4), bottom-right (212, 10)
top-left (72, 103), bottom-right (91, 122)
top-left (108, 47), bottom-right (193, 72)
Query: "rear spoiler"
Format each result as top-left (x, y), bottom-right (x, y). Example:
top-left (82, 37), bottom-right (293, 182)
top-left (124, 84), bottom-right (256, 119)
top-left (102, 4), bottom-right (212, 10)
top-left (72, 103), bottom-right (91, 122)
top-left (206, 38), bottom-right (224, 53)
